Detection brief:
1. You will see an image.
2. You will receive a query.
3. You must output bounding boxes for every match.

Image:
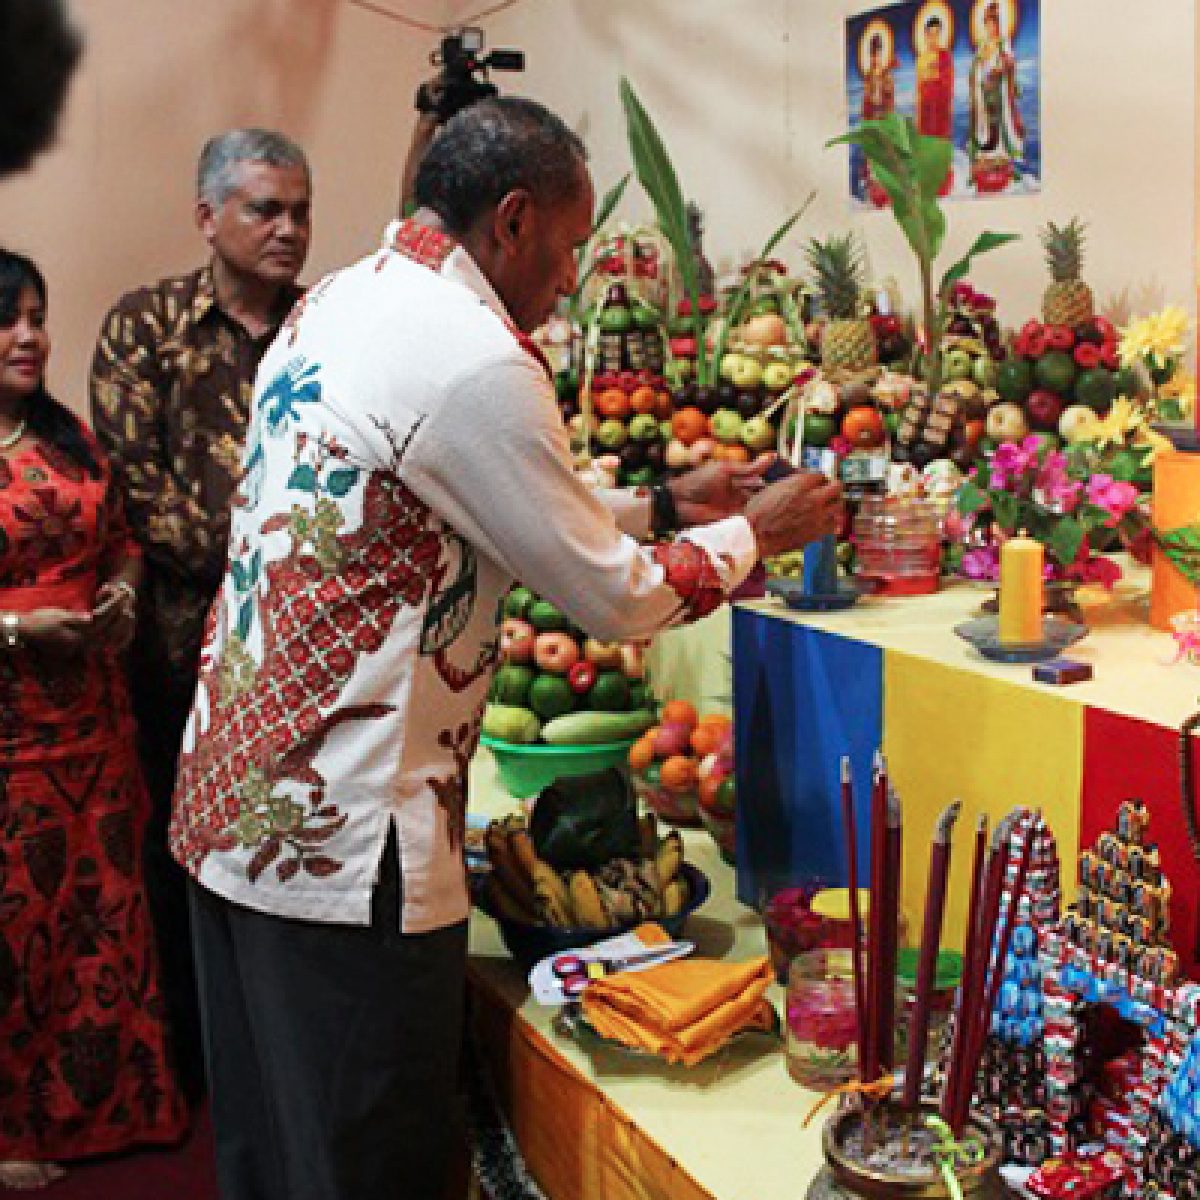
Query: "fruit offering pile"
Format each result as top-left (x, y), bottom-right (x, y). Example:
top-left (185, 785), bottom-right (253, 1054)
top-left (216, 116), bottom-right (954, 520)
top-left (482, 813), bottom-right (691, 931)
top-left (485, 587), bottom-right (656, 746)
top-left (628, 703), bottom-right (735, 855)
top-left (664, 349), bottom-right (805, 472)
top-left (988, 315), bottom-right (1130, 450)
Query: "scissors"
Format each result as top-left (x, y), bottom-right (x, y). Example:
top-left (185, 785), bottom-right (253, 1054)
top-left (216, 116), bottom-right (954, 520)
top-left (550, 944), bottom-right (687, 999)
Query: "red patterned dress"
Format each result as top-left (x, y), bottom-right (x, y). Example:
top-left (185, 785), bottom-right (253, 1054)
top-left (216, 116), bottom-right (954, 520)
top-left (0, 435), bottom-right (186, 1159)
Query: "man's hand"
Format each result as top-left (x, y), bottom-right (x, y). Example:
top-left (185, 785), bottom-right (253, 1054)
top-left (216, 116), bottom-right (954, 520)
top-left (669, 455), bottom-right (776, 527)
top-left (744, 471), bottom-right (844, 561)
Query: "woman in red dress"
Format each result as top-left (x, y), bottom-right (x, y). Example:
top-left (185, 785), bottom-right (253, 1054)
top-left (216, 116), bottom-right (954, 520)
top-left (0, 250), bottom-right (186, 1189)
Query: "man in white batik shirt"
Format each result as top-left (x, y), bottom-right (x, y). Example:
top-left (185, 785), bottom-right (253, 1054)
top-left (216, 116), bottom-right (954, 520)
top-left (172, 97), bottom-right (842, 1200)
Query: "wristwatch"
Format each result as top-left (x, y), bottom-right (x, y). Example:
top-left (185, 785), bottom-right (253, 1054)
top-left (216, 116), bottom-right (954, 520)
top-left (1, 612), bottom-right (19, 650)
top-left (650, 483), bottom-right (679, 539)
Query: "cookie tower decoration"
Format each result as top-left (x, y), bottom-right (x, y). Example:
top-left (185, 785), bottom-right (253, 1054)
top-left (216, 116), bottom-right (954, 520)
top-left (971, 810), bottom-right (1061, 1164)
top-left (1036, 799), bottom-right (1200, 1199)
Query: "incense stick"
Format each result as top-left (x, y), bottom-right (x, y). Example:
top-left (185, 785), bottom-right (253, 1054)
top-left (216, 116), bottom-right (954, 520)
top-left (878, 786), bottom-right (902, 1076)
top-left (903, 801), bottom-right (961, 1110)
top-left (863, 752), bottom-right (888, 1083)
top-left (840, 756), bottom-right (867, 1079)
top-left (940, 813), bottom-right (988, 1124)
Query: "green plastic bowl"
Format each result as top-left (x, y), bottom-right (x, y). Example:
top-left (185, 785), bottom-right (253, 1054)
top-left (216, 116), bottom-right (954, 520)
top-left (480, 734), bottom-right (638, 799)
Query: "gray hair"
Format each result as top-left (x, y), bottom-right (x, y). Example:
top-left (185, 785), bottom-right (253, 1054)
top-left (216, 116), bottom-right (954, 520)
top-left (196, 127), bottom-right (310, 207)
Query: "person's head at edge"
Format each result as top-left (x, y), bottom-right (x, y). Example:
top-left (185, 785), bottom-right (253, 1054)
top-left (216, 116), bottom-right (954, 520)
top-left (411, 96), bottom-right (594, 334)
top-left (0, 0), bottom-right (82, 178)
top-left (0, 248), bottom-right (99, 475)
top-left (195, 128), bottom-right (313, 298)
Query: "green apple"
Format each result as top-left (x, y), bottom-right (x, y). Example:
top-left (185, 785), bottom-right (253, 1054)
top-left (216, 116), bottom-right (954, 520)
top-left (596, 418), bottom-right (628, 449)
top-left (660, 418), bottom-right (675, 442)
top-left (1059, 404), bottom-right (1100, 444)
top-left (708, 408), bottom-right (744, 443)
top-left (729, 356), bottom-right (764, 390)
top-left (985, 402), bottom-right (1028, 442)
top-left (740, 416), bottom-right (776, 451)
top-left (762, 361), bottom-right (793, 392)
top-left (719, 352), bottom-right (745, 382)
top-left (943, 348), bottom-right (975, 383)
top-left (628, 413), bottom-right (661, 442)
top-left (802, 412), bottom-right (837, 447)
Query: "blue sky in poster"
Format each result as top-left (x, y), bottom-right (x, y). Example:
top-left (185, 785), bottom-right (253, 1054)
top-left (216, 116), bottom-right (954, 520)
top-left (844, 0), bottom-right (1041, 203)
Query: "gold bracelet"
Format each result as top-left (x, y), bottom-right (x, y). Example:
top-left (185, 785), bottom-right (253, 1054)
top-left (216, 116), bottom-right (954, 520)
top-left (1, 612), bottom-right (19, 650)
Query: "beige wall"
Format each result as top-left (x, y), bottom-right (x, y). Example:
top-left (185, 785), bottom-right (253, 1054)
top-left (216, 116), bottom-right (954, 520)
top-left (4, 0), bottom-right (1194, 412)
top-left (456, 0), bottom-right (1196, 329)
top-left (0, 0), bottom-right (446, 414)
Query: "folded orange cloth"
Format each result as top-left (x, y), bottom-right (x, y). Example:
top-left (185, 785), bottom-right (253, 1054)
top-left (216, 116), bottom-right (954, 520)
top-left (581, 954), bottom-right (773, 1066)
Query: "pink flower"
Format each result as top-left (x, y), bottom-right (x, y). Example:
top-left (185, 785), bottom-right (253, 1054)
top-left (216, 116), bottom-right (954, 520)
top-left (1035, 453), bottom-right (1083, 512)
top-left (1086, 475), bottom-right (1140, 525)
top-left (961, 545), bottom-right (1000, 580)
top-left (990, 436), bottom-right (1039, 491)
top-left (829, 435), bottom-right (853, 458)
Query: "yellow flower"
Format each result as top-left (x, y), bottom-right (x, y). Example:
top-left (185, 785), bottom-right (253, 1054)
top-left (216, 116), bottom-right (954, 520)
top-left (1120, 305), bottom-right (1190, 368)
top-left (1159, 368), bottom-right (1196, 417)
top-left (1088, 397), bottom-right (1144, 450)
top-left (1134, 425), bottom-right (1174, 462)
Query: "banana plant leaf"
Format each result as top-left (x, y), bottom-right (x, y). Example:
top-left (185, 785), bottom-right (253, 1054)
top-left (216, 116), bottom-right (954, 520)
top-left (620, 77), bottom-right (707, 380)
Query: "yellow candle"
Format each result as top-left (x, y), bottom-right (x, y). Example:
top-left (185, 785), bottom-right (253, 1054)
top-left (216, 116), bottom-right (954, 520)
top-left (998, 530), bottom-right (1043, 646)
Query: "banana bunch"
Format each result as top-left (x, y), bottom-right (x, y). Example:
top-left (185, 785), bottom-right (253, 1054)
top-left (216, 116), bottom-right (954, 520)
top-left (483, 813), bottom-right (689, 931)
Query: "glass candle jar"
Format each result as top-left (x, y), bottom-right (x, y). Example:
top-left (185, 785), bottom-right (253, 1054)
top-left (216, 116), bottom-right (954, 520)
top-left (894, 948), bottom-right (963, 1072)
top-left (786, 949), bottom-right (860, 1090)
top-left (853, 495), bottom-right (942, 596)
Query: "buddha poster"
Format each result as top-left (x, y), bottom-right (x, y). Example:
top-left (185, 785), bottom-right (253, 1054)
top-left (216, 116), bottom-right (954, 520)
top-left (845, 0), bottom-right (1042, 205)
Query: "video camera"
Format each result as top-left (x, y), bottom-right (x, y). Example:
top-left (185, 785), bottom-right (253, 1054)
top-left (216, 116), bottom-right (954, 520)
top-left (416, 27), bottom-right (525, 124)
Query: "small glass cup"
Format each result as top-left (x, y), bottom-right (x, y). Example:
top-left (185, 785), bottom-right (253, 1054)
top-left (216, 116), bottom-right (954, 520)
top-left (786, 949), bottom-right (860, 1090)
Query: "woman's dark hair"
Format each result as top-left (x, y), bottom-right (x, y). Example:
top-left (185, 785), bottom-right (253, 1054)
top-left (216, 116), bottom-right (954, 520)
top-left (413, 96), bottom-right (587, 235)
top-left (0, 249), bottom-right (99, 477)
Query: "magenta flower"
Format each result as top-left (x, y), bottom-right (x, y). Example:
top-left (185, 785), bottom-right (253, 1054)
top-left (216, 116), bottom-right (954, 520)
top-left (829, 435), bottom-right (853, 458)
top-left (1086, 475), bottom-right (1140, 525)
top-left (1068, 555), bottom-right (1123, 588)
top-left (961, 545), bottom-right (1000, 580)
top-left (990, 436), bottom-right (1039, 491)
top-left (1035, 452), bottom-right (1083, 512)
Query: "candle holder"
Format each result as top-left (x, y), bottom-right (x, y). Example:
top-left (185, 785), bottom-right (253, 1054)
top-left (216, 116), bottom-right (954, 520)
top-left (767, 534), bottom-right (861, 612)
top-left (953, 614), bottom-right (1087, 664)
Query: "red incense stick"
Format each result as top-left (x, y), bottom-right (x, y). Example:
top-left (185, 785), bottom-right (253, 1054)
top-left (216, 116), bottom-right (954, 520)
top-left (940, 814), bottom-right (988, 1123)
top-left (903, 801), bottom-right (961, 1110)
top-left (840, 756), bottom-right (867, 1078)
top-left (877, 785), bottom-right (902, 1076)
top-left (955, 822), bottom-right (1035, 1132)
top-left (863, 751), bottom-right (887, 1082)
top-left (946, 816), bottom-right (1009, 1135)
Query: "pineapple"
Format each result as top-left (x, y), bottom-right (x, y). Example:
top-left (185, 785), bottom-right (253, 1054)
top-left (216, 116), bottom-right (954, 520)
top-left (1040, 217), bottom-right (1094, 328)
top-left (806, 233), bottom-right (876, 372)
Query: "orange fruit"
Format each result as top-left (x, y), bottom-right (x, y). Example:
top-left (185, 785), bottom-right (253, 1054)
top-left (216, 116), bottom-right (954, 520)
top-left (629, 385), bottom-right (658, 415)
top-left (689, 723), bottom-right (724, 757)
top-left (964, 418), bottom-right (985, 448)
top-left (717, 443), bottom-right (750, 463)
top-left (628, 736), bottom-right (655, 773)
top-left (671, 407), bottom-right (709, 447)
top-left (661, 699), bottom-right (699, 730)
top-left (698, 712), bottom-right (732, 729)
top-left (653, 390), bottom-right (674, 419)
top-left (841, 405), bottom-right (886, 448)
top-left (595, 388), bottom-right (631, 420)
top-left (698, 771), bottom-right (723, 812)
top-left (660, 754), bottom-right (699, 793)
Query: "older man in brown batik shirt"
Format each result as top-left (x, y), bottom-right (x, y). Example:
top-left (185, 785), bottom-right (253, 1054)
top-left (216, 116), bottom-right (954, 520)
top-left (89, 127), bottom-right (310, 1098)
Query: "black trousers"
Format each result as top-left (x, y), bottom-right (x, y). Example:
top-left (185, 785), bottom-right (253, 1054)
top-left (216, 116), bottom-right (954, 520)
top-left (189, 838), bottom-right (468, 1200)
top-left (133, 674), bottom-right (206, 1099)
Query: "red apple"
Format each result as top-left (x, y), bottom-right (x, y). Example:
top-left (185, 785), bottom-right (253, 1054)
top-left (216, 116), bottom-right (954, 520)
top-left (653, 722), bottom-right (692, 759)
top-left (1025, 389), bottom-right (1064, 432)
top-left (533, 632), bottom-right (580, 674)
top-left (500, 618), bottom-right (535, 664)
